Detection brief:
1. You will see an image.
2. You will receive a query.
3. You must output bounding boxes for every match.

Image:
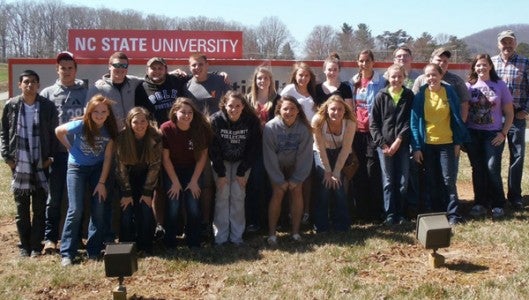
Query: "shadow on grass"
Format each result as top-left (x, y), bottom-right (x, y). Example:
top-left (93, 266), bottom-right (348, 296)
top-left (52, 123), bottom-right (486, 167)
top-left (445, 260), bottom-right (489, 273)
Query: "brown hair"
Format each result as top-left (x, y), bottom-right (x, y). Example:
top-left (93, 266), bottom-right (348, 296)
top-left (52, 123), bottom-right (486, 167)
top-left (467, 53), bottom-right (501, 84)
top-left (354, 49), bottom-right (376, 89)
top-left (323, 52), bottom-right (341, 70)
top-left (116, 107), bottom-right (161, 165)
top-left (274, 95), bottom-right (311, 131)
top-left (288, 62), bottom-right (316, 99)
top-left (168, 97), bottom-right (212, 155)
top-left (189, 53), bottom-right (208, 62)
top-left (219, 90), bottom-right (257, 118)
top-left (108, 52), bottom-right (128, 64)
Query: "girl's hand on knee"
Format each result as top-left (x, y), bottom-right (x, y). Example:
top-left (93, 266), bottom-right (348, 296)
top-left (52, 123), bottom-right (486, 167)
top-left (140, 196), bottom-right (153, 208)
top-left (186, 181), bottom-right (201, 199)
top-left (120, 196), bottom-right (133, 210)
top-left (93, 183), bottom-right (107, 202)
top-left (216, 177), bottom-right (228, 190)
top-left (236, 176), bottom-right (247, 188)
top-left (167, 182), bottom-right (182, 199)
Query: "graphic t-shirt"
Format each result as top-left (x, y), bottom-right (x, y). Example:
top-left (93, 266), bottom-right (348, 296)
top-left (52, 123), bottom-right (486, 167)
top-left (466, 79), bottom-right (513, 131)
top-left (354, 78), bottom-right (371, 132)
top-left (66, 119), bottom-right (111, 166)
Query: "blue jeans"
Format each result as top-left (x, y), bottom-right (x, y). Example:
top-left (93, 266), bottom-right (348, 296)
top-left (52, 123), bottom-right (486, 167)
top-left (466, 129), bottom-right (505, 208)
top-left (313, 151), bottom-right (350, 232)
top-left (119, 169), bottom-right (155, 252)
top-left (506, 118), bottom-right (526, 203)
top-left (45, 151), bottom-right (68, 243)
top-left (377, 145), bottom-right (410, 221)
top-left (163, 167), bottom-right (202, 248)
top-left (60, 163), bottom-right (107, 259)
top-left (423, 144), bottom-right (461, 222)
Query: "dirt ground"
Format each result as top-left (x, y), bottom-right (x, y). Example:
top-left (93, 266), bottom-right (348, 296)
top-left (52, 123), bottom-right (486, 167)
top-left (0, 181), bottom-right (522, 299)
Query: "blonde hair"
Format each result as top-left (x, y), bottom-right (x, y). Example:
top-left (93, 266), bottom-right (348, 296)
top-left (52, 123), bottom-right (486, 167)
top-left (247, 66), bottom-right (277, 113)
top-left (313, 95), bottom-right (355, 129)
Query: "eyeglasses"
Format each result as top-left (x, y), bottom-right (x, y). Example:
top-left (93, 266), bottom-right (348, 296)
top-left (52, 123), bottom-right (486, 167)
top-left (111, 63), bottom-right (128, 69)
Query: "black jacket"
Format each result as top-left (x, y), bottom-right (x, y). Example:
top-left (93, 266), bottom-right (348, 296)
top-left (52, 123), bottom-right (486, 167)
top-left (1, 95), bottom-right (59, 163)
top-left (209, 110), bottom-right (261, 177)
top-left (370, 86), bottom-right (414, 147)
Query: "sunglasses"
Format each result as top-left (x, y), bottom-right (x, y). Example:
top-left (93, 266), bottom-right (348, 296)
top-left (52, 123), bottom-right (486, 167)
top-left (111, 63), bottom-right (128, 69)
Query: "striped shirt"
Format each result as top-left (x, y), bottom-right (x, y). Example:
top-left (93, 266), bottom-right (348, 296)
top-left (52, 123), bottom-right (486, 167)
top-left (492, 53), bottom-right (529, 112)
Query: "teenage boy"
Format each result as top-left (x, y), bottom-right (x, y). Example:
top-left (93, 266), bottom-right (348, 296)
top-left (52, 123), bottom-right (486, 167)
top-left (1, 70), bottom-right (58, 257)
top-left (40, 51), bottom-right (87, 253)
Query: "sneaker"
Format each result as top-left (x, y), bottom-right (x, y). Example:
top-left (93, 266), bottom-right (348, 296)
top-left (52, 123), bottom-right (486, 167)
top-left (291, 233), bottom-right (302, 241)
top-left (30, 250), bottom-right (41, 258)
top-left (154, 224), bottom-right (165, 241)
top-left (383, 216), bottom-right (395, 226)
top-left (43, 241), bottom-right (57, 254)
top-left (61, 257), bottom-right (72, 267)
top-left (469, 204), bottom-right (487, 217)
top-left (511, 200), bottom-right (524, 211)
top-left (492, 207), bottom-right (505, 219)
top-left (301, 213), bottom-right (310, 225)
top-left (448, 217), bottom-right (463, 226)
top-left (19, 248), bottom-right (30, 257)
top-left (267, 235), bottom-right (278, 246)
top-left (246, 224), bottom-right (260, 233)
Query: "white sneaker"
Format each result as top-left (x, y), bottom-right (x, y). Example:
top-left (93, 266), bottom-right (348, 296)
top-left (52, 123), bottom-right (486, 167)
top-left (267, 235), bottom-right (277, 246)
top-left (469, 204), bottom-right (487, 217)
top-left (492, 207), bottom-right (504, 219)
top-left (291, 233), bottom-right (302, 241)
top-left (61, 257), bottom-right (72, 267)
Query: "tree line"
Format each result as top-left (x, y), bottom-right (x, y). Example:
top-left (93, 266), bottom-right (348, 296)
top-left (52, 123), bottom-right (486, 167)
top-left (0, 0), bottom-right (475, 63)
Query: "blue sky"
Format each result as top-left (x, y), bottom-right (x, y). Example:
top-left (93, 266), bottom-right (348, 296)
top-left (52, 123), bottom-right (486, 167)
top-left (57, 0), bottom-right (529, 47)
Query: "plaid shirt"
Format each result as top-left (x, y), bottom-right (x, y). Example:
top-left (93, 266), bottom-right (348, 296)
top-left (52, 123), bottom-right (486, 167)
top-left (492, 53), bottom-right (529, 113)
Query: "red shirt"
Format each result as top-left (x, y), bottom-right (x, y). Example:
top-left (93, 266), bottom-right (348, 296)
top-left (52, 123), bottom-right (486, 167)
top-left (160, 121), bottom-right (196, 168)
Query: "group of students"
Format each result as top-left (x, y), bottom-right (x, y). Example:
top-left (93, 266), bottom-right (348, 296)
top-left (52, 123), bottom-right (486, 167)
top-left (2, 28), bottom-right (527, 265)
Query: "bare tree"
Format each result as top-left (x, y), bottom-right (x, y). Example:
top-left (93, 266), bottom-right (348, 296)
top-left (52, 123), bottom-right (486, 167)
top-left (304, 25), bottom-right (338, 60)
top-left (145, 15), bottom-right (179, 30)
top-left (0, 0), bottom-right (8, 61)
top-left (255, 17), bottom-right (291, 59)
top-left (243, 29), bottom-right (262, 59)
top-left (7, 1), bottom-right (32, 56)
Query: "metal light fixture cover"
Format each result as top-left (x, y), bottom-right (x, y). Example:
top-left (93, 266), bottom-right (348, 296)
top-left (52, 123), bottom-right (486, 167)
top-left (415, 212), bottom-right (452, 250)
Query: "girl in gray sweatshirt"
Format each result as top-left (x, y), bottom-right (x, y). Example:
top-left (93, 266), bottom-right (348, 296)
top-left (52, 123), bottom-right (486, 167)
top-left (263, 95), bottom-right (313, 245)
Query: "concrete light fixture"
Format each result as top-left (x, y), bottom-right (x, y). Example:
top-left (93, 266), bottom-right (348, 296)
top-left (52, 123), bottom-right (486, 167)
top-left (104, 242), bottom-right (138, 300)
top-left (415, 213), bottom-right (452, 268)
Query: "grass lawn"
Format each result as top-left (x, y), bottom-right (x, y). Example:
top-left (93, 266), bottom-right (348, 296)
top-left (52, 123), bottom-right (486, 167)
top-left (0, 146), bottom-right (528, 299)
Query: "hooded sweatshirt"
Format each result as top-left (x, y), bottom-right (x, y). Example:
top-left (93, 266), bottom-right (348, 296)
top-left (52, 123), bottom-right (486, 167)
top-left (135, 74), bottom-right (188, 125)
top-left (86, 74), bottom-right (142, 129)
top-left (262, 116), bottom-right (313, 185)
top-left (209, 109), bottom-right (261, 177)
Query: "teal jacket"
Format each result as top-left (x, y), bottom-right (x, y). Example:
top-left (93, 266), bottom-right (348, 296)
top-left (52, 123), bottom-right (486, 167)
top-left (410, 84), bottom-right (469, 152)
